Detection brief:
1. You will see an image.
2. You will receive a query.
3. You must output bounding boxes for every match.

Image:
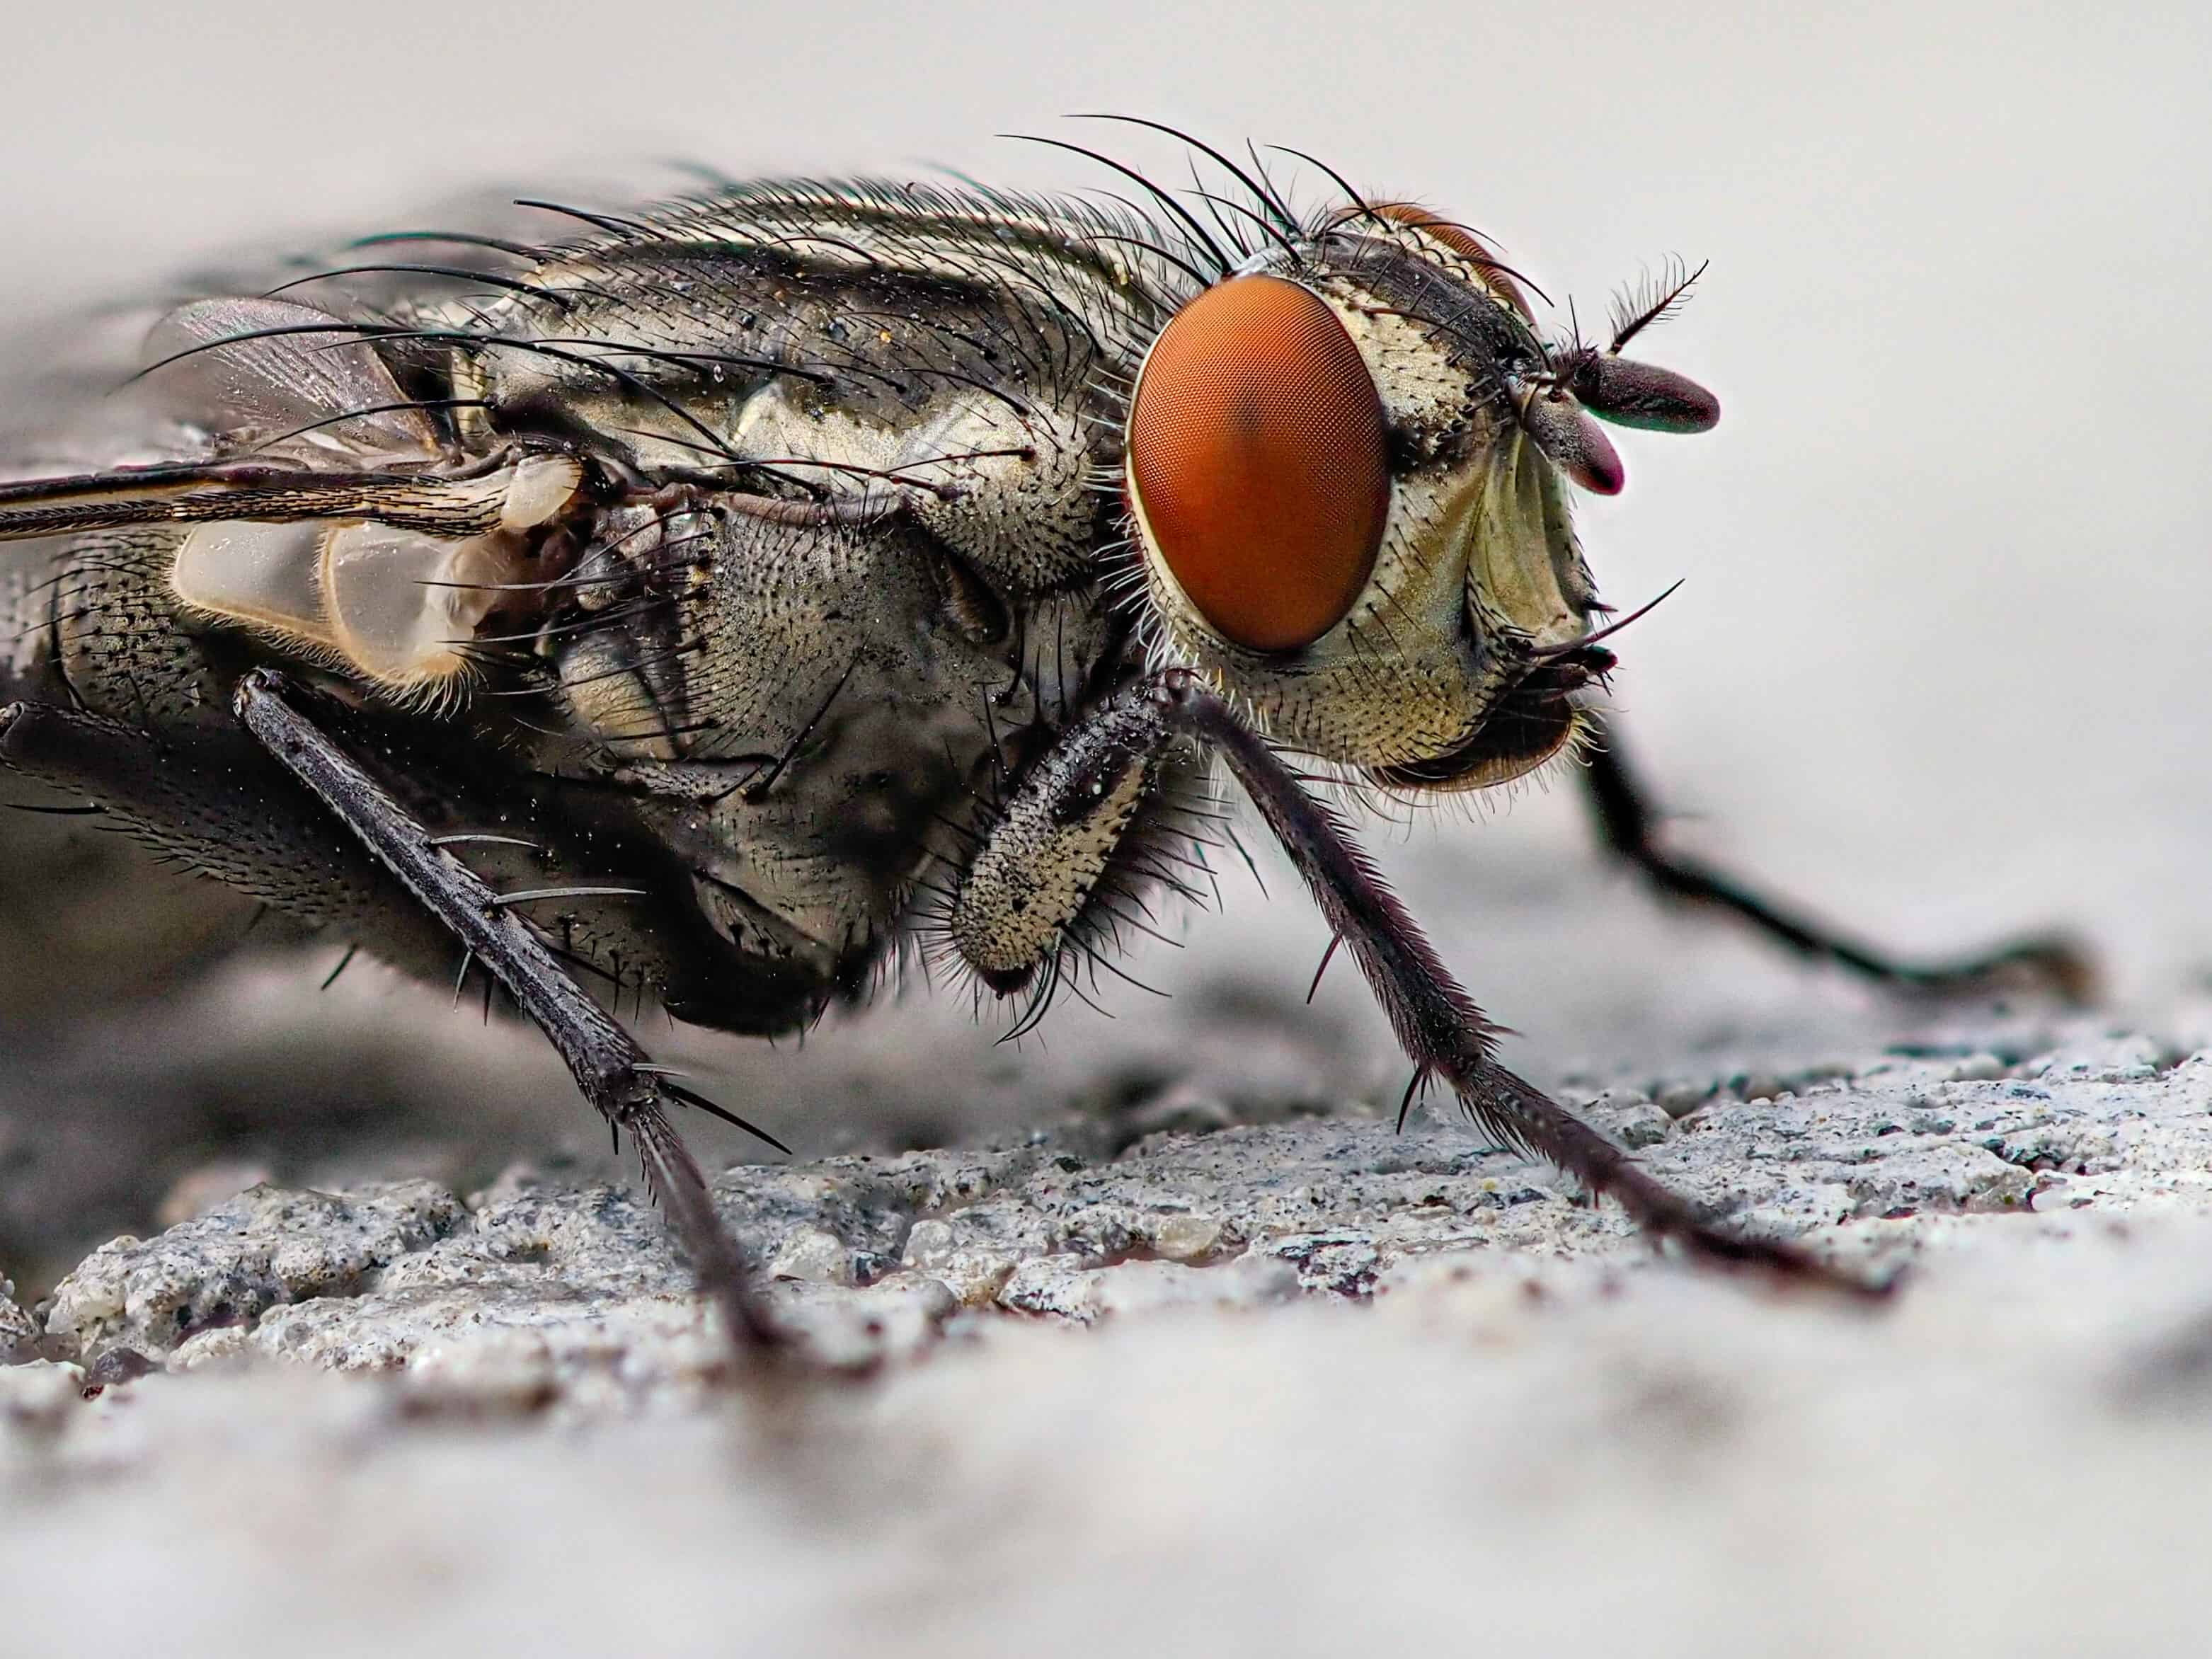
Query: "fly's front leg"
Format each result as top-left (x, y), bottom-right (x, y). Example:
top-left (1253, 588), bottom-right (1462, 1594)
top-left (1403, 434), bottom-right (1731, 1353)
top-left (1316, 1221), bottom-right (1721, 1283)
top-left (952, 672), bottom-right (1879, 1295)
top-left (1577, 712), bottom-right (2094, 1001)
top-left (229, 670), bottom-right (787, 1363)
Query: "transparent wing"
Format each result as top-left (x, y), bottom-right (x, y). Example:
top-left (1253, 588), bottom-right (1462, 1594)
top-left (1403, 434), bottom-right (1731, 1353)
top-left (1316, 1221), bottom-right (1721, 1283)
top-left (139, 297), bottom-right (442, 463)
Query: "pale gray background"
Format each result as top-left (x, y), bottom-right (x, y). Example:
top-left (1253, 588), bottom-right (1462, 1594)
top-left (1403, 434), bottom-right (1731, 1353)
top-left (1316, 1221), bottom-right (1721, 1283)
top-left (1, 0), bottom-right (2207, 1270)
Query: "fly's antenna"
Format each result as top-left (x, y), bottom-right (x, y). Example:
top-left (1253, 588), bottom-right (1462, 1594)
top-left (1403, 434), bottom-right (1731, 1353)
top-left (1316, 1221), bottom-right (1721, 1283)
top-left (1608, 257), bottom-right (1709, 354)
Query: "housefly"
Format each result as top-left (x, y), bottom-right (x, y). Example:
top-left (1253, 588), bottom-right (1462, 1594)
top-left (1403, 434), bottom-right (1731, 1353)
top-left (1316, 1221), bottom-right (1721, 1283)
top-left (0, 125), bottom-right (2085, 1351)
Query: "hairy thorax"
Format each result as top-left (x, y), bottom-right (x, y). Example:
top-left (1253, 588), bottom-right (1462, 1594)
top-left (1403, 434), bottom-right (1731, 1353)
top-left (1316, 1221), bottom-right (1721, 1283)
top-left (534, 484), bottom-right (1126, 1016)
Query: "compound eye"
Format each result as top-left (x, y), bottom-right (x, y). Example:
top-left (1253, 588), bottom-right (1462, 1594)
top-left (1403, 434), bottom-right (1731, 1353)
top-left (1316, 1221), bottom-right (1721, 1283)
top-left (1127, 275), bottom-right (1390, 655)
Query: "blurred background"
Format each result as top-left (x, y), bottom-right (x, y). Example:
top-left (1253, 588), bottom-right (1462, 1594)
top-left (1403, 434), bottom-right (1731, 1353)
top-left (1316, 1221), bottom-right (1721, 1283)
top-left (1, 0), bottom-right (2206, 1288)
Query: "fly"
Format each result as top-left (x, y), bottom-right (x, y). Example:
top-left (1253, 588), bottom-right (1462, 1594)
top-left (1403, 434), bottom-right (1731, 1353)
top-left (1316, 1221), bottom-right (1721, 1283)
top-left (0, 127), bottom-right (2089, 1364)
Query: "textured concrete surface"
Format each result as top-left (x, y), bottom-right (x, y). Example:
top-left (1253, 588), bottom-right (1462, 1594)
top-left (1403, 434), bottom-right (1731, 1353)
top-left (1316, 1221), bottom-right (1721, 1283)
top-left (8, 1021), bottom-right (2212, 1657)
top-left (0, 1275), bottom-right (34, 1364)
top-left (25, 1022), bottom-right (2212, 1389)
top-left (23, 1024), bottom-right (2202, 1372)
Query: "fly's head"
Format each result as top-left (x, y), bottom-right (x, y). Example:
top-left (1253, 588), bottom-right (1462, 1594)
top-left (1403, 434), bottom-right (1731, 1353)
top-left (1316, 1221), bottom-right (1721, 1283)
top-left (1122, 203), bottom-right (1719, 791)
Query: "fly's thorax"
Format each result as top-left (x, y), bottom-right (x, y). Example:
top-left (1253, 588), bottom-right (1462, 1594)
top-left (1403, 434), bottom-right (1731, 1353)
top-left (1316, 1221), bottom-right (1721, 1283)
top-left (728, 380), bottom-right (1101, 596)
top-left (540, 483), bottom-right (1121, 977)
top-left (467, 343), bottom-right (1108, 599)
top-left (437, 193), bottom-right (1167, 602)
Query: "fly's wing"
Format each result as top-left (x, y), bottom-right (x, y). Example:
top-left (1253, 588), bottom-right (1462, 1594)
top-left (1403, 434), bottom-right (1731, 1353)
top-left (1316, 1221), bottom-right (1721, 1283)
top-left (0, 299), bottom-right (579, 691)
top-left (142, 297), bottom-right (444, 464)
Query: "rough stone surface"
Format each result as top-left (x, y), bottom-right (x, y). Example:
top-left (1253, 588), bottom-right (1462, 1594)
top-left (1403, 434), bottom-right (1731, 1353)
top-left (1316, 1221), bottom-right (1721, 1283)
top-left (25, 1032), bottom-right (2212, 1399)
top-left (0, 1277), bottom-right (38, 1365)
top-left (45, 1181), bottom-right (467, 1363)
top-left (7, 1025), bottom-right (2212, 1655)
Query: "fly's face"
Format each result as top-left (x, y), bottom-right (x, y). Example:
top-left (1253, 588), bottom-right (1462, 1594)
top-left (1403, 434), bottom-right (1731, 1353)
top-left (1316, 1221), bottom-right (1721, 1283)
top-left (1123, 205), bottom-right (1719, 790)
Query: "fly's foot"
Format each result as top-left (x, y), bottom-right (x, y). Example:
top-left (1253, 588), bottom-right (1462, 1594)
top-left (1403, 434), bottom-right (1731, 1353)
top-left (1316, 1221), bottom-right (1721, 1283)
top-left (1650, 1200), bottom-right (1902, 1302)
top-left (593, 1071), bottom-right (800, 1368)
top-left (1892, 932), bottom-right (2099, 1006)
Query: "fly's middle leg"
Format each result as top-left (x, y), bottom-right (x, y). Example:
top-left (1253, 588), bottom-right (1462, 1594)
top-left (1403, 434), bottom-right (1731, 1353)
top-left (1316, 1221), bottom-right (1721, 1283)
top-left (1, 668), bottom-right (801, 1374)
top-left (231, 672), bottom-right (792, 1367)
top-left (950, 671), bottom-right (1884, 1296)
top-left (1574, 711), bottom-right (2094, 1001)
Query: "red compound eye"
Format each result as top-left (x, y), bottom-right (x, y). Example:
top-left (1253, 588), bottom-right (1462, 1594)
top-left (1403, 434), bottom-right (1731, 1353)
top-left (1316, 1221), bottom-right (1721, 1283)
top-left (1127, 275), bottom-right (1390, 655)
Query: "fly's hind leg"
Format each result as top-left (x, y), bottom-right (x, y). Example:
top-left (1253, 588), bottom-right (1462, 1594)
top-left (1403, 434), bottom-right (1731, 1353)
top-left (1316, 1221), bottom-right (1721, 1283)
top-left (949, 670), bottom-right (1881, 1295)
top-left (0, 676), bottom-right (790, 1367)
top-left (227, 671), bottom-right (788, 1362)
top-left (1576, 711), bottom-right (2094, 1001)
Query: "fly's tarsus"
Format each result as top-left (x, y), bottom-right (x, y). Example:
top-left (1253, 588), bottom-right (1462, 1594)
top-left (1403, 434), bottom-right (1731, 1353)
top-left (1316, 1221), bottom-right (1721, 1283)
top-left (1576, 714), bottom-right (2097, 1004)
